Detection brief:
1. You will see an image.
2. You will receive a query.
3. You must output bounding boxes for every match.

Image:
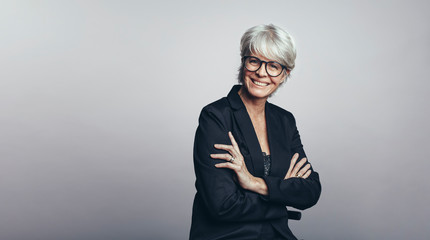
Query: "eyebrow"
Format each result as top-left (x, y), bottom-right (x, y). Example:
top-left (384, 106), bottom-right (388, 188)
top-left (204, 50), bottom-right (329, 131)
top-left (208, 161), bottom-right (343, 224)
top-left (249, 56), bottom-right (285, 67)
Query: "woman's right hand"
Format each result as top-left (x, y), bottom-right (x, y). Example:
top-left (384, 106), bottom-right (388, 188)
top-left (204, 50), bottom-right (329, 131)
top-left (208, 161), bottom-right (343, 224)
top-left (284, 153), bottom-right (312, 179)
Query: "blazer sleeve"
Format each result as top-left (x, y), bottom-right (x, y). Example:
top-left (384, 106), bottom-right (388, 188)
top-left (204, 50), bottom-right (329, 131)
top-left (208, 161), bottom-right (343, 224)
top-left (193, 106), bottom-right (287, 222)
top-left (263, 113), bottom-right (322, 210)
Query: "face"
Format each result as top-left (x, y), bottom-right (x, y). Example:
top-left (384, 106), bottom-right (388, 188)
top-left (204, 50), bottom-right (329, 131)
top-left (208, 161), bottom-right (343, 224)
top-left (242, 54), bottom-right (289, 99)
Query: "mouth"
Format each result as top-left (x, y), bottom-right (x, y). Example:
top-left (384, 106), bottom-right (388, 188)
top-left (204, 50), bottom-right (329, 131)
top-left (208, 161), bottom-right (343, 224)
top-left (251, 79), bottom-right (269, 87)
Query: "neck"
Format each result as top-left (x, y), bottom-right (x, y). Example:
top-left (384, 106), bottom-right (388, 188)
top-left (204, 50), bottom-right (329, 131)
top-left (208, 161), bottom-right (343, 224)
top-left (238, 86), bottom-right (267, 117)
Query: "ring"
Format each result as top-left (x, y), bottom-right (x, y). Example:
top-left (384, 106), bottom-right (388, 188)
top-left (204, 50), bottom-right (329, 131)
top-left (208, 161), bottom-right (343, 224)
top-left (230, 157), bottom-right (235, 163)
top-left (296, 173), bottom-right (301, 178)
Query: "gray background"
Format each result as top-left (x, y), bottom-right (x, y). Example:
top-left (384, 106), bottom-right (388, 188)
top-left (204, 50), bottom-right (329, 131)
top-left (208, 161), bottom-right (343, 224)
top-left (1, 0), bottom-right (429, 239)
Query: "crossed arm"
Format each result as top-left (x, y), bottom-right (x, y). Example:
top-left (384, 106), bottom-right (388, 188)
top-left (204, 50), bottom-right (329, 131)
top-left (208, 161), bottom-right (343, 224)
top-left (212, 131), bottom-right (312, 196)
top-left (212, 131), bottom-right (321, 210)
top-left (193, 107), bottom-right (321, 222)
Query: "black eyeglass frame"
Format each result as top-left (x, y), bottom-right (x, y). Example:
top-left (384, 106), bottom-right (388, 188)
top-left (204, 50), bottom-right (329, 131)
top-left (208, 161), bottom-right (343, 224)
top-left (242, 56), bottom-right (288, 77)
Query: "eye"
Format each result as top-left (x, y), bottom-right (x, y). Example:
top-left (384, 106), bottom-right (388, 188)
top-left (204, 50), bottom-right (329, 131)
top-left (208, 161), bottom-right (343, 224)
top-left (268, 63), bottom-right (279, 70)
top-left (247, 57), bottom-right (260, 65)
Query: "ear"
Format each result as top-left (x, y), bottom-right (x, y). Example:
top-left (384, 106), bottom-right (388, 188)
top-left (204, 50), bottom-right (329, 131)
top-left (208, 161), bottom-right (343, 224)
top-left (281, 70), bottom-right (290, 83)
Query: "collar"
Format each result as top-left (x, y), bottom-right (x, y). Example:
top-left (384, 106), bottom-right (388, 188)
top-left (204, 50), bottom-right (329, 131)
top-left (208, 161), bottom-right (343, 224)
top-left (227, 84), bottom-right (245, 110)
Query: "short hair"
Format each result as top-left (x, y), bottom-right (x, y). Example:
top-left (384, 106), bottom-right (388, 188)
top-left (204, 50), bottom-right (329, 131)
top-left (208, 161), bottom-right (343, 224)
top-left (238, 24), bottom-right (296, 84)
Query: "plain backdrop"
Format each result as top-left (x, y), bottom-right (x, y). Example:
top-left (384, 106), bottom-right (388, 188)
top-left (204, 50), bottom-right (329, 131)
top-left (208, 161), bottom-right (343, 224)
top-left (1, 1), bottom-right (429, 239)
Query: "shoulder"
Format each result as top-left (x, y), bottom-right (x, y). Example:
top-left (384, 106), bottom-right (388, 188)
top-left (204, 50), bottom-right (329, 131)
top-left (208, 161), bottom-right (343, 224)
top-left (202, 97), bottom-right (230, 114)
top-left (197, 97), bottom-right (232, 128)
top-left (198, 96), bottom-right (233, 119)
top-left (267, 102), bottom-right (297, 124)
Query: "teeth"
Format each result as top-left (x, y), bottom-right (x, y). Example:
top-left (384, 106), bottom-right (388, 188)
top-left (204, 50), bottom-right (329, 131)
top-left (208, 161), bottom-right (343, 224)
top-left (253, 80), bottom-right (268, 86)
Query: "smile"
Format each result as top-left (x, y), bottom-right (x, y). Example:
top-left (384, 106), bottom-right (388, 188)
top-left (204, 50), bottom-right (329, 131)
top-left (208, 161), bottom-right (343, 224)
top-left (252, 79), bottom-right (269, 86)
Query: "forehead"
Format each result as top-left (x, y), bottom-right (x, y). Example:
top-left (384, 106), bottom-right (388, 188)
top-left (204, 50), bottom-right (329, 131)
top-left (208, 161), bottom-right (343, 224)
top-left (250, 52), bottom-right (281, 63)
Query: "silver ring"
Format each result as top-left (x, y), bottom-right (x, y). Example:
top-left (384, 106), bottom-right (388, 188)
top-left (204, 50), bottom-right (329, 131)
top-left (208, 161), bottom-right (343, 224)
top-left (230, 157), bottom-right (235, 163)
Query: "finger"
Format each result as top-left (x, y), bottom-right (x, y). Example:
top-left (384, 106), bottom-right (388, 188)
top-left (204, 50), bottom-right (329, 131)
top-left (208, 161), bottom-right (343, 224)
top-left (302, 169), bottom-right (312, 179)
top-left (214, 144), bottom-right (235, 156)
top-left (227, 132), bottom-right (242, 161)
top-left (214, 143), bottom-right (242, 162)
top-left (214, 144), bottom-right (233, 150)
top-left (210, 153), bottom-right (233, 162)
top-left (291, 157), bottom-right (307, 177)
top-left (293, 158), bottom-right (307, 176)
top-left (285, 153), bottom-right (299, 179)
top-left (228, 132), bottom-right (240, 152)
top-left (297, 163), bottom-right (311, 177)
top-left (215, 162), bottom-right (240, 171)
top-left (214, 162), bottom-right (234, 169)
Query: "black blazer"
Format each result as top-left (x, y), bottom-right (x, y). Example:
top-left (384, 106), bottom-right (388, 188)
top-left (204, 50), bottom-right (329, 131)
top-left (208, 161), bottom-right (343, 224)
top-left (190, 85), bottom-right (321, 240)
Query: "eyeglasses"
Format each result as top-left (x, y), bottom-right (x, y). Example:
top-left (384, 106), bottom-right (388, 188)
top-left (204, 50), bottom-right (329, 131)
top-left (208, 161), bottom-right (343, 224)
top-left (243, 56), bottom-right (287, 77)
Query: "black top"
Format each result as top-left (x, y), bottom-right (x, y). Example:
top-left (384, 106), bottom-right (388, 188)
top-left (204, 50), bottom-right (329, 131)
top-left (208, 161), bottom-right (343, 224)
top-left (262, 152), bottom-right (272, 177)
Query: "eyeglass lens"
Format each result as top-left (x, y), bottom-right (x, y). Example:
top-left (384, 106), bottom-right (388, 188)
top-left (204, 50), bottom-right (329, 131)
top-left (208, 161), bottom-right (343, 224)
top-left (245, 57), bottom-right (283, 77)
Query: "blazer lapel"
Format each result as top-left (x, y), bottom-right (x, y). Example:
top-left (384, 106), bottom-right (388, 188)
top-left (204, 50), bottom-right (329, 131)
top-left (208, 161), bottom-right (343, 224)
top-left (233, 109), bottom-right (264, 176)
top-left (228, 85), bottom-right (264, 177)
top-left (265, 103), bottom-right (290, 177)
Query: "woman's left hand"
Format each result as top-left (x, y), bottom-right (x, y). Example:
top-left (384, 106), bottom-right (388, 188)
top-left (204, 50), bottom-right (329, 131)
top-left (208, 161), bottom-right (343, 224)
top-left (211, 131), bottom-right (256, 191)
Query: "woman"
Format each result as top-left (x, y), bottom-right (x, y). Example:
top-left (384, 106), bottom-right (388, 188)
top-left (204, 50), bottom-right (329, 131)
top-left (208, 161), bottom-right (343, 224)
top-left (190, 24), bottom-right (321, 240)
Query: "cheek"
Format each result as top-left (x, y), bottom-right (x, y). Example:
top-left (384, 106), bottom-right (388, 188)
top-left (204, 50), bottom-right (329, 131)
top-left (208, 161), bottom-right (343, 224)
top-left (243, 73), bottom-right (254, 83)
top-left (243, 70), bottom-right (253, 78)
top-left (273, 75), bottom-right (285, 84)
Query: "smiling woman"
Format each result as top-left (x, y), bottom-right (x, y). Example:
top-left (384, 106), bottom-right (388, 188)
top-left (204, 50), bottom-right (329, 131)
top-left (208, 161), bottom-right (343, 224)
top-left (190, 24), bottom-right (321, 240)
top-left (241, 54), bottom-right (288, 99)
top-left (237, 24), bottom-right (296, 95)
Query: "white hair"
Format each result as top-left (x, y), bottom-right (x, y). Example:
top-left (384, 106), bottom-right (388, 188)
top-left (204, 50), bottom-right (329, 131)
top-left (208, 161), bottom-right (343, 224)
top-left (238, 24), bottom-right (297, 84)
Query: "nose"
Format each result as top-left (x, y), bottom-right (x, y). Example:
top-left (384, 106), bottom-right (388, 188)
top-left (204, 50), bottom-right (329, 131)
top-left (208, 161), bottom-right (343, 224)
top-left (255, 62), bottom-right (268, 77)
